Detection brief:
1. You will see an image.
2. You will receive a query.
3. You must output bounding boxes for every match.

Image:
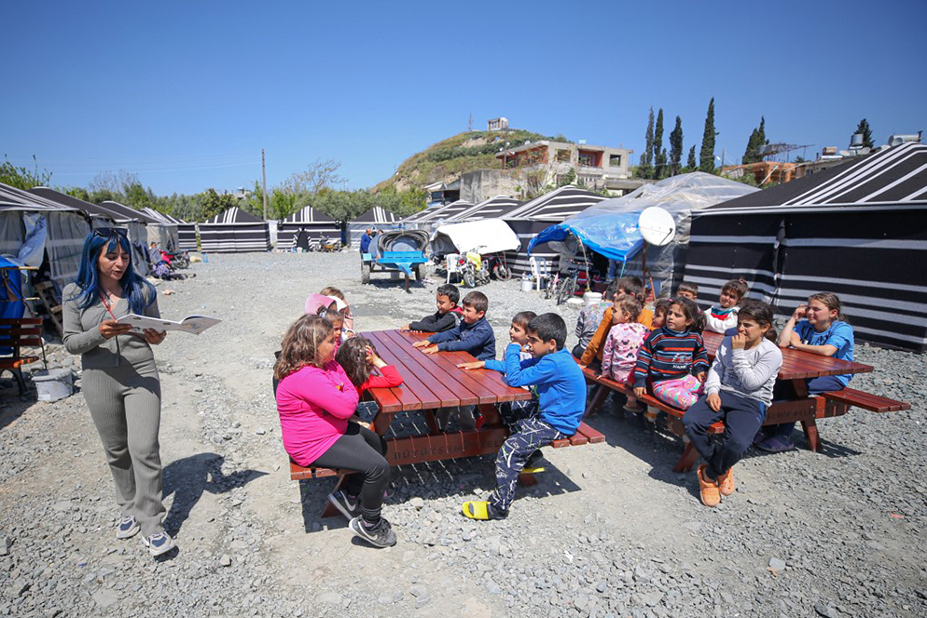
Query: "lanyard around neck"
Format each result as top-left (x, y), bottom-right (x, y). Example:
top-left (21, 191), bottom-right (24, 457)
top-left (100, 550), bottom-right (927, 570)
top-left (99, 292), bottom-right (120, 321)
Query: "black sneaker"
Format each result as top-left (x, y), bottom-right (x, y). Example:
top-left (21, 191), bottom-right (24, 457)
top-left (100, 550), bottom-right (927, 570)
top-left (328, 490), bottom-right (360, 520)
top-left (349, 516), bottom-right (397, 548)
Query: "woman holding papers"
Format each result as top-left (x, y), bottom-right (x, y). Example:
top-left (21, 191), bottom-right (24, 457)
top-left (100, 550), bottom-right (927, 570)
top-left (62, 228), bottom-right (174, 557)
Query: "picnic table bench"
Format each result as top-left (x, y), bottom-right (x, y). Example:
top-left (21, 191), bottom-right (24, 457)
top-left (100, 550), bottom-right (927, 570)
top-left (0, 317), bottom-right (46, 395)
top-left (583, 330), bottom-right (910, 472)
top-left (289, 329), bottom-right (604, 515)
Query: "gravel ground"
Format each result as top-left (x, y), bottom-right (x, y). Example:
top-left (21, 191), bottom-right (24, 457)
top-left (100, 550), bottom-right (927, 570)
top-left (0, 250), bottom-right (925, 618)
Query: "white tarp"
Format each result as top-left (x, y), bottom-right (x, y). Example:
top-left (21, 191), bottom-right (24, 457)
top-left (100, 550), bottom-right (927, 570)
top-left (431, 219), bottom-right (520, 256)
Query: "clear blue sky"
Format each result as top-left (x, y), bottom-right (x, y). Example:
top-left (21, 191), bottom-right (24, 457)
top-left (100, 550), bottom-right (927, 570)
top-left (4, 0), bottom-right (925, 196)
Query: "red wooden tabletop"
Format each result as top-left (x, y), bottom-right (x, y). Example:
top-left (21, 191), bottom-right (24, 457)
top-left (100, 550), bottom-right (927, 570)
top-left (701, 331), bottom-right (873, 380)
top-left (359, 329), bottom-right (532, 413)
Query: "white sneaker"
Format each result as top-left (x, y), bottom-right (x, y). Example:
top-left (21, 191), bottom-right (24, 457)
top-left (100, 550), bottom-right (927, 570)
top-left (116, 516), bottom-right (140, 540)
top-left (141, 531), bottom-right (175, 556)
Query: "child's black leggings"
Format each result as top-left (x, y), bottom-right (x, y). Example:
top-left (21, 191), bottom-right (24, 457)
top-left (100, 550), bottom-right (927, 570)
top-left (312, 423), bottom-right (390, 524)
top-left (682, 391), bottom-right (765, 479)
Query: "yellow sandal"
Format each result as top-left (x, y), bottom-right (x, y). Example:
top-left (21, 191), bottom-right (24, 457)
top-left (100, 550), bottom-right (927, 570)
top-left (462, 501), bottom-right (492, 520)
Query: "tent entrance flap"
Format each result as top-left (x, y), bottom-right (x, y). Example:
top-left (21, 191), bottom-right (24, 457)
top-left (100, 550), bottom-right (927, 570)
top-left (527, 214), bottom-right (645, 263)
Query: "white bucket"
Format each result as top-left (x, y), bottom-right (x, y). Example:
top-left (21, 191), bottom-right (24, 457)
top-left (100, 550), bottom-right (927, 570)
top-left (32, 368), bottom-right (74, 402)
top-left (583, 291), bottom-right (603, 307)
top-left (521, 278), bottom-right (534, 292)
top-left (566, 297), bottom-right (585, 309)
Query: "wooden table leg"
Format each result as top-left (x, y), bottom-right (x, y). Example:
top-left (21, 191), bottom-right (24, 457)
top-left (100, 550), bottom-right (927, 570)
top-left (585, 384), bottom-right (609, 417)
top-left (424, 409), bottom-right (440, 435)
top-left (801, 419), bottom-right (821, 453)
top-left (320, 473), bottom-right (347, 519)
top-left (673, 442), bottom-right (700, 473)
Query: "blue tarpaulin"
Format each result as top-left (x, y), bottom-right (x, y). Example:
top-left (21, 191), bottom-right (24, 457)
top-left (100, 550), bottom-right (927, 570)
top-left (527, 212), bottom-right (644, 262)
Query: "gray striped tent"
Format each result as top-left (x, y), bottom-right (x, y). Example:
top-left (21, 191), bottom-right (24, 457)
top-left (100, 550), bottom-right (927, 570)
top-left (401, 203), bottom-right (445, 226)
top-left (139, 207), bottom-right (180, 251)
top-left (277, 206), bottom-right (339, 251)
top-left (199, 207), bottom-right (271, 253)
top-left (686, 141), bottom-right (927, 352)
top-left (447, 195), bottom-right (523, 222)
top-left (503, 186), bottom-right (606, 276)
top-left (156, 211), bottom-right (197, 251)
top-left (0, 183), bottom-right (91, 293)
top-left (348, 206), bottom-right (400, 250)
top-left (30, 187), bottom-right (117, 227)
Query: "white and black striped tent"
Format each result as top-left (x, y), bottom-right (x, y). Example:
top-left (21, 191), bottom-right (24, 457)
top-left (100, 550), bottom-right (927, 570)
top-left (448, 195), bottom-right (523, 222)
top-left (502, 186), bottom-right (606, 276)
top-left (154, 211), bottom-right (197, 251)
top-left (199, 207), bottom-right (271, 253)
top-left (141, 208), bottom-right (181, 251)
top-left (0, 183), bottom-right (91, 293)
top-left (348, 206), bottom-right (400, 250)
top-left (400, 203), bottom-right (445, 226)
top-left (277, 206), bottom-right (339, 251)
top-left (686, 141), bottom-right (927, 352)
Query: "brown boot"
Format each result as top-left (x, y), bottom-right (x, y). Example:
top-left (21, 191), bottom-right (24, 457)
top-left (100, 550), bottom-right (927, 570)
top-left (697, 465), bottom-right (720, 507)
top-left (717, 467), bottom-right (735, 496)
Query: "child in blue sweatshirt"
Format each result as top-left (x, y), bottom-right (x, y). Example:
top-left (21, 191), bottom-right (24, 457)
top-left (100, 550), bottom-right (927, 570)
top-left (458, 311), bottom-right (544, 471)
top-left (461, 313), bottom-right (586, 521)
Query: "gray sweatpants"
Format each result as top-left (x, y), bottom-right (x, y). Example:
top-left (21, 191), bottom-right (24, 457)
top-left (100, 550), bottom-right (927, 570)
top-left (82, 359), bottom-right (165, 536)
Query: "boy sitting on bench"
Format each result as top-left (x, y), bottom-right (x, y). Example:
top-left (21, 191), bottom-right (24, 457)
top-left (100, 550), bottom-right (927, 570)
top-left (462, 313), bottom-right (585, 521)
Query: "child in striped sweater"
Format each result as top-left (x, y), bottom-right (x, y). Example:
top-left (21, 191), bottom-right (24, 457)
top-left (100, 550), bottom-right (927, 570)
top-left (634, 297), bottom-right (709, 411)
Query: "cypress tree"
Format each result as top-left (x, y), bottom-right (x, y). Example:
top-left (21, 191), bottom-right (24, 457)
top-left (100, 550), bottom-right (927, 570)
top-left (743, 116), bottom-right (768, 164)
top-left (687, 145), bottom-right (697, 171)
top-left (638, 107), bottom-right (654, 178)
top-left (669, 115), bottom-right (684, 176)
top-left (699, 98), bottom-right (716, 173)
top-left (854, 118), bottom-right (874, 148)
top-left (653, 108), bottom-right (665, 178)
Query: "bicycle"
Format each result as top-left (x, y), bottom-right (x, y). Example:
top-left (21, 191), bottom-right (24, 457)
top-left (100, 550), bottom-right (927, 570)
top-left (545, 259), bottom-right (587, 305)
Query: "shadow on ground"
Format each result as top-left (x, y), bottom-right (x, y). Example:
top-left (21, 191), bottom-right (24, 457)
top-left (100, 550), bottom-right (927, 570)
top-left (162, 452), bottom-right (267, 536)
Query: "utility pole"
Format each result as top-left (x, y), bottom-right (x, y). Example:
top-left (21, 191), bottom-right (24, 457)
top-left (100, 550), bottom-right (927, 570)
top-left (261, 148), bottom-right (268, 220)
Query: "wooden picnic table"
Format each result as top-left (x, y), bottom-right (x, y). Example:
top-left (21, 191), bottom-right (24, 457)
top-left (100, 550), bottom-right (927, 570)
top-left (699, 330), bottom-right (876, 453)
top-left (357, 329), bottom-right (533, 467)
top-left (582, 329), bottom-right (906, 471)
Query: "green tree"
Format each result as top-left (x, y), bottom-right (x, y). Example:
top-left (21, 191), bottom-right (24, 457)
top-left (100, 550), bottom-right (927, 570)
top-left (1, 156), bottom-right (52, 189)
top-left (66, 186), bottom-right (91, 202)
top-left (653, 108), bottom-right (665, 178)
top-left (637, 107), bottom-right (655, 179)
top-left (199, 188), bottom-right (236, 221)
top-left (742, 116), bottom-right (768, 164)
top-left (668, 115), bottom-right (684, 176)
top-left (686, 145), bottom-right (697, 171)
top-left (557, 168), bottom-right (576, 187)
top-left (854, 118), bottom-right (874, 148)
top-left (699, 98), bottom-right (717, 173)
top-left (123, 181), bottom-right (155, 211)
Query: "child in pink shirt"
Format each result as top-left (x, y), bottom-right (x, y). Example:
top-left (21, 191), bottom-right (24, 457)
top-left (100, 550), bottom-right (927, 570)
top-left (274, 314), bottom-right (396, 548)
top-left (600, 296), bottom-right (649, 384)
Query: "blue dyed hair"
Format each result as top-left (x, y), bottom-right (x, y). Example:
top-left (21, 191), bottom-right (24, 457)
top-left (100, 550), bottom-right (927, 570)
top-left (74, 229), bottom-right (156, 315)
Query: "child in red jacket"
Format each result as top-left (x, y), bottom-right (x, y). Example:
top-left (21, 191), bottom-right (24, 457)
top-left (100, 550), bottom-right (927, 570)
top-left (335, 336), bottom-right (404, 424)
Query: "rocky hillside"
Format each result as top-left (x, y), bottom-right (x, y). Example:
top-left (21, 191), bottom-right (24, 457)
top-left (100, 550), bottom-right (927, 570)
top-left (375, 129), bottom-right (568, 193)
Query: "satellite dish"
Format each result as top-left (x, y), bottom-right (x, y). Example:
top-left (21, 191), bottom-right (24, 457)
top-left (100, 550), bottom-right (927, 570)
top-left (638, 207), bottom-right (676, 246)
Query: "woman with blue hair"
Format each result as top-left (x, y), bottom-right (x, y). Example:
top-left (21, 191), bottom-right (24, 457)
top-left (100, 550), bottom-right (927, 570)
top-left (62, 228), bottom-right (174, 556)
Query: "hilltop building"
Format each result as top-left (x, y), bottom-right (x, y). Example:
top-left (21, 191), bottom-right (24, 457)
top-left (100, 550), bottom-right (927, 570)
top-left (496, 140), bottom-right (633, 192)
